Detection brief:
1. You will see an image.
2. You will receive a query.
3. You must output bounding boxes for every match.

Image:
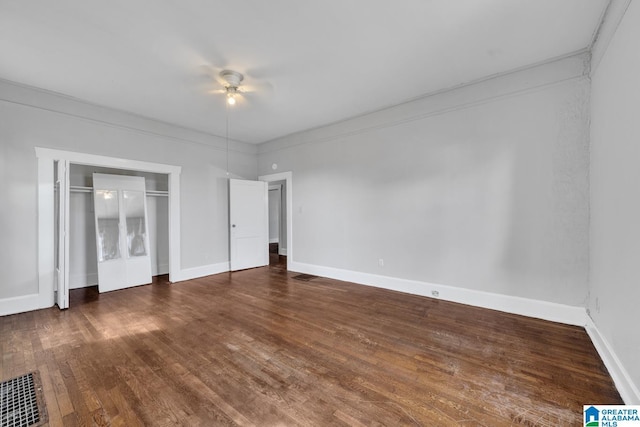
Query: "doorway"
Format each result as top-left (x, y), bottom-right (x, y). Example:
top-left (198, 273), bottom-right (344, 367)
top-left (267, 183), bottom-right (285, 269)
top-left (259, 172), bottom-right (293, 270)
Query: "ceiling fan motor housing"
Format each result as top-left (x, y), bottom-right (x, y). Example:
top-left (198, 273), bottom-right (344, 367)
top-left (220, 69), bottom-right (244, 88)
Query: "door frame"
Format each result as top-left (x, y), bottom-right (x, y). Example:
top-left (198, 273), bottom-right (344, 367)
top-left (55, 160), bottom-right (70, 309)
top-left (36, 147), bottom-right (181, 308)
top-left (268, 184), bottom-right (282, 245)
top-left (259, 171), bottom-right (293, 269)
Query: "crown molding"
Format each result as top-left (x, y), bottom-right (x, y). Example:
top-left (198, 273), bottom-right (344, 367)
top-left (590, 0), bottom-right (633, 76)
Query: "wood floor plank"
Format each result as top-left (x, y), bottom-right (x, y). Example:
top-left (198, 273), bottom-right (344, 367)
top-left (38, 364), bottom-right (65, 426)
top-left (0, 261), bottom-right (623, 426)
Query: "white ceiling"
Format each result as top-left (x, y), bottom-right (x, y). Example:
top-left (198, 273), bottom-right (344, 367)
top-left (0, 1), bottom-right (609, 144)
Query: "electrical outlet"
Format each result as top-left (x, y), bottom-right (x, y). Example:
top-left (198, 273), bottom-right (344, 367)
top-left (431, 290), bottom-right (439, 297)
top-left (378, 258), bottom-right (384, 267)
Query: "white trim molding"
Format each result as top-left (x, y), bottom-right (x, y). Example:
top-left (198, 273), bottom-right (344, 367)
top-left (259, 52), bottom-right (589, 155)
top-left (0, 78), bottom-right (257, 156)
top-left (37, 156), bottom-right (56, 310)
top-left (34, 147), bottom-right (182, 175)
top-left (585, 318), bottom-right (640, 404)
top-left (288, 260), bottom-right (589, 326)
top-left (0, 294), bottom-right (50, 317)
top-left (174, 262), bottom-right (230, 283)
top-left (69, 273), bottom-right (99, 290)
top-left (590, 0), bottom-right (632, 75)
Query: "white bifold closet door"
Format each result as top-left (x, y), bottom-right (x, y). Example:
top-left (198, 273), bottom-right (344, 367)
top-left (229, 179), bottom-right (269, 271)
top-left (93, 173), bottom-right (152, 293)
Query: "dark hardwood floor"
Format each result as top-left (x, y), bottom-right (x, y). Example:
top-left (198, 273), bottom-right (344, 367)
top-left (1, 260), bottom-right (621, 426)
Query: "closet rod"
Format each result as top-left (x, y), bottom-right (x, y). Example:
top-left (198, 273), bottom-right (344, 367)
top-left (69, 186), bottom-right (168, 197)
top-left (146, 191), bottom-right (169, 197)
top-left (70, 186), bottom-right (92, 193)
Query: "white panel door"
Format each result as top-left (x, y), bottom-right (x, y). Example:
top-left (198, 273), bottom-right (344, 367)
top-left (229, 179), bottom-right (269, 271)
top-left (55, 160), bottom-right (70, 309)
top-left (93, 173), bottom-right (152, 292)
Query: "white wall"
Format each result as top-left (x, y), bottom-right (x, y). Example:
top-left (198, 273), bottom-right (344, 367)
top-left (259, 53), bottom-right (591, 309)
top-left (590, 0), bottom-right (640, 403)
top-left (0, 79), bottom-right (257, 302)
top-left (68, 191), bottom-right (98, 288)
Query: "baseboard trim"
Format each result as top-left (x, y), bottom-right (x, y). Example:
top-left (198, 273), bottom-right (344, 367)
top-left (69, 273), bottom-right (99, 290)
top-left (2, 261), bottom-right (227, 315)
top-left (69, 265), bottom-right (169, 289)
top-left (279, 248), bottom-right (288, 256)
top-left (288, 261), bottom-right (588, 326)
top-left (153, 263), bottom-right (170, 277)
top-left (269, 238), bottom-right (279, 244)
top-left (585, 318), bottom-right (640, 404)
top-left (0, 293), bottom-right (51, 317)
top-left (174, 262), bottom-right (230, 282)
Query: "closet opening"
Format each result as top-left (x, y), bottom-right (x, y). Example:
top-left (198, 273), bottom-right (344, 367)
top-left (36, 147), bottom-right (182, 310)
top-left (68, 165), bottom-right (170, 293)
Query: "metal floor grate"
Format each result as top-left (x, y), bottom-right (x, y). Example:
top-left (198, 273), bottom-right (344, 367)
top-left (1, 373), bottom-right (46, 427)
top-left (292, 274), bottom-right (318, 282)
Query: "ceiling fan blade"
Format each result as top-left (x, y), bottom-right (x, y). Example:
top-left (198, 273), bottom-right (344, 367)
top-left (235, 93), bottom-right (248, 105)
top-left (196, 65), bottom-right (221, 84)
top-left (237, 90), bottom-right (275, 109)
top-left (192, 65), bottom-right (229, 96)
top-left (240, 81), bottom-right (274, 95)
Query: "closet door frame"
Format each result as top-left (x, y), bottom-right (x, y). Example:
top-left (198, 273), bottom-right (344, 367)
top-left (54, 160), bottom-right (70, 309)
top-left (36, 148), bottom-right (181, 309)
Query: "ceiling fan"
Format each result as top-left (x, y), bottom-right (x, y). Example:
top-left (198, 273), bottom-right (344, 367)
top-left (211, 69), bottom-right (272, 106)
top-left (218, 69), bottom-right (243, 105)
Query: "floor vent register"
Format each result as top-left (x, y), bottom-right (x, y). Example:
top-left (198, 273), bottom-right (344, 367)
top-left (1, 372), bottom-right (47, 427)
